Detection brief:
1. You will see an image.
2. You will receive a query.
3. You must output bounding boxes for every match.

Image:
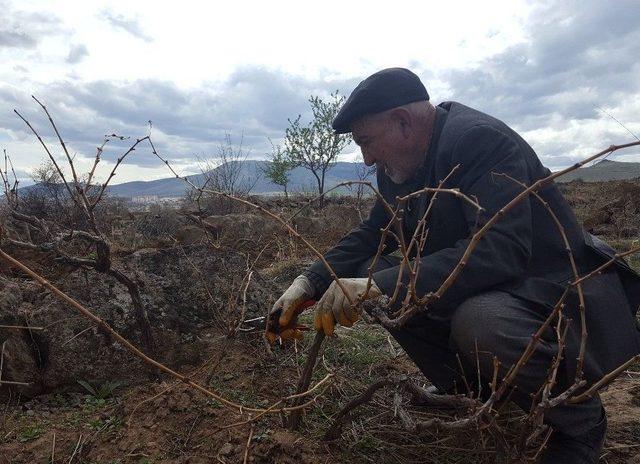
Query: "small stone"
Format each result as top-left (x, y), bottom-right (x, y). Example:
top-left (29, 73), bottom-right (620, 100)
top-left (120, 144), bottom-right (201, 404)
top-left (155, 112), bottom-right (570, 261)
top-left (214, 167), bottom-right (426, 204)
top-left (220, 443), bottom-right (233, 456)
top-left (25, 410), bottom-right (35, 417)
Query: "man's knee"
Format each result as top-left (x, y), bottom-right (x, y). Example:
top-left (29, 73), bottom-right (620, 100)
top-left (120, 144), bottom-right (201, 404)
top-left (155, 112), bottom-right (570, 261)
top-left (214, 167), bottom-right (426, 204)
top-left (451, 291), bottom-right (554, 369)
top-left (450, 291), bottom-right (511, 360)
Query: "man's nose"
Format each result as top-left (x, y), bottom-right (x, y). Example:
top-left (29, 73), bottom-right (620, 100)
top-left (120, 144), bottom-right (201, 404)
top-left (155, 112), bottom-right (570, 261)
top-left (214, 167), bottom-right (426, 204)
top-left (362, 150), bottom-right (375, 166)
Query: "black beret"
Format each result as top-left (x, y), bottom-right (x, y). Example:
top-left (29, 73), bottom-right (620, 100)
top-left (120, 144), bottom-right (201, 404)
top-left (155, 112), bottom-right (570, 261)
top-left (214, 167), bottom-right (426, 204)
top-left (332, 68), bottom-right (429, 134)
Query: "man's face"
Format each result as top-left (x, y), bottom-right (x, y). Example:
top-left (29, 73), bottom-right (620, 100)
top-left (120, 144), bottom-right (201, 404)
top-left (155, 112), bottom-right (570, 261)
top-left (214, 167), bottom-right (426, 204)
top-left (351, 113), bottom-right (411, 184)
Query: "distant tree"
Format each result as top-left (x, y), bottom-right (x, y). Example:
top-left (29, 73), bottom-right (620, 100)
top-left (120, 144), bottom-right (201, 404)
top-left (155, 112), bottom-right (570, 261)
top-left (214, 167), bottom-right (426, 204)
top-left (261, 141), bottom-right (295, 199)
top-left (353, 164), bottom-right (377, 221)
top-left (200, 132), bottom-right (257, 197)
top-left (284, 91), bottom-right (350, 207)
top-left (22, 159), bottom-right (71, 223)
top-left (198, 132), bottom-right (259, 214)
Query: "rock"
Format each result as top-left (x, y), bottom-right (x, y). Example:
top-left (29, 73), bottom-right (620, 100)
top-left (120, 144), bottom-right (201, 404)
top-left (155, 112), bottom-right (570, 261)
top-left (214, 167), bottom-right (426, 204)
top-left (0, 243), bottom-right (277, 399)
top-left (0, 329), bottom-right (41, 398)
top-left (291, 216), bottom-right (321, 234)
top-left (219, 442), bottom-right (233, 456)
top-left (582, 181), bottom-right (640, 238)
top-left (0, 280), bottom-right (23, 311)
top-left (202, 213), bottom-right (280, 241)
top-left (174, 225), bottom-right (208, 246)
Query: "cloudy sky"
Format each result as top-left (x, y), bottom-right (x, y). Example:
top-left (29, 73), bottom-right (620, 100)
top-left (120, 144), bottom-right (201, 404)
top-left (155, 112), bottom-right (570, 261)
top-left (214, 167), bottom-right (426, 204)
top-left (1, 0), bottom-right (639, 185)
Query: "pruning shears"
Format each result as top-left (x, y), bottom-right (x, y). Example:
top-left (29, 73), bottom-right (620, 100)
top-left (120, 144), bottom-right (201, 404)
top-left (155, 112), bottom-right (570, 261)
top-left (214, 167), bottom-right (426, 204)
top-left (262, 299), bottom-right (316, 344)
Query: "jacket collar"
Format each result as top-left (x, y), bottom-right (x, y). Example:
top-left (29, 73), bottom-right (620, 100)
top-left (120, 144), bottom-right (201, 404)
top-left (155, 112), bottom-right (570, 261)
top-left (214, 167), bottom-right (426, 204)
top-left (400, 104), bottom-right (448, 191)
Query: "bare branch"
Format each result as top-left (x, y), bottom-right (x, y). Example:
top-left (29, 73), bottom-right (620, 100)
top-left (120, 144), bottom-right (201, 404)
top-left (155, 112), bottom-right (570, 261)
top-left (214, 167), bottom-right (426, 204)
top-left (92, 136), bottom-right (150, 208)
top-left (13, 108), bottom-right (80, 208)
top-left (0, 247), bottom-right (331, 416)
top-left (31, 96), bottom-right (81, 188)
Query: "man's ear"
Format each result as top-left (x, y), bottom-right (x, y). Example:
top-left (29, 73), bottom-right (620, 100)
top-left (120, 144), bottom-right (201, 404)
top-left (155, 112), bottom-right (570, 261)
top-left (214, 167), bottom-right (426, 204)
top-left (389, 108), bottom-right (413, 138)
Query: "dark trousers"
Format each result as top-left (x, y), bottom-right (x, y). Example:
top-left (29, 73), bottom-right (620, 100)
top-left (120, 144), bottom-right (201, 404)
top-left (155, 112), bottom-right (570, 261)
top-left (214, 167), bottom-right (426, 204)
top-left (357, 257), bottom-right (603, 436)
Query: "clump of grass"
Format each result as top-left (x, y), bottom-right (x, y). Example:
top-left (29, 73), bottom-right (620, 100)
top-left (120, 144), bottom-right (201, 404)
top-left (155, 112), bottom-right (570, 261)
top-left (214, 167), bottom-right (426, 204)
top-left (18, 423), bottom-right (43, 442)
top-left (77, 379), bottom-right (122, 407)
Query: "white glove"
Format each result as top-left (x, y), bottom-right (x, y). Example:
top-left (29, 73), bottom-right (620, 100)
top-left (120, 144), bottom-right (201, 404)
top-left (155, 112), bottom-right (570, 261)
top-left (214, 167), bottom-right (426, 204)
top-left (314, 278), bottom-right (381, 336)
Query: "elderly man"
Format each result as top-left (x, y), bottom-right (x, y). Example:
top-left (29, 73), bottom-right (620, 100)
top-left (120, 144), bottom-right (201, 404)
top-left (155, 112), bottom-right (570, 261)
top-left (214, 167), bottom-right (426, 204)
top-left (269, 68), bottom-right (640, 463)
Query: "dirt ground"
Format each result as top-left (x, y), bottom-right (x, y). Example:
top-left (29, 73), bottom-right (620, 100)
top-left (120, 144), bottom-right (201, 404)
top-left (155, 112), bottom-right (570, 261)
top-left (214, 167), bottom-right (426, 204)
top-left (2, 186), bottom-right (640, 463)
top-left (2, 326), bottom-right (640, 464)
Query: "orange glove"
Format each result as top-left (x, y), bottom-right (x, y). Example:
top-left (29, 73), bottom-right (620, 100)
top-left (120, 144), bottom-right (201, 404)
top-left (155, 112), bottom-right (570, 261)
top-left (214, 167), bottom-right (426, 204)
top-left (265, 276), bottom-right (315, 344)
top-left (314, 278), bottom-right (381, 336)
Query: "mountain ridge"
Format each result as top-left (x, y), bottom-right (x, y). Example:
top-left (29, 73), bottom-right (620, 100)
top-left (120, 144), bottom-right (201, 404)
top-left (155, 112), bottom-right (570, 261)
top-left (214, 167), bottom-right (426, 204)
top-left (15, 159), bottom-right (640, 199)
top-left (17, 161), bottom-right (376, 198)
top-left (555, 159), bottom-right (640, 182)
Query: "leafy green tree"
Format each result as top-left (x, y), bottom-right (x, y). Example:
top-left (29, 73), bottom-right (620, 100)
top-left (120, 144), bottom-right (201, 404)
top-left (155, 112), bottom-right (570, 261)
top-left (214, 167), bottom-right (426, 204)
top-left (261, 141), bottom-right (295, 199)
top-left (284, 91), bottom-right (350, 206)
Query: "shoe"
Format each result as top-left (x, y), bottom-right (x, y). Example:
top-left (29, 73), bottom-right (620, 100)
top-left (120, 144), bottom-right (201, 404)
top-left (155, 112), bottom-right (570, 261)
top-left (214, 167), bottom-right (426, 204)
top-left (408, 384), bottom-right (480, 410)
top-left (424, 385), bottom-right (442, 395)
top-left (540, 409), bottom-right (606, 463)
top-left (408, 384), bottom-right (443, 406)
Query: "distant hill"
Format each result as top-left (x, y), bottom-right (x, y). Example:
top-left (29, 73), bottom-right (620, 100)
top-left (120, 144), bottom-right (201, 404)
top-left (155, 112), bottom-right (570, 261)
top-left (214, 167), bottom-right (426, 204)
top-left (18, 161), bottom-right (375, 199)
top-left (16, 158), bottom-right (640, 199)
top-left (556, 159), bottom-right (640, 182)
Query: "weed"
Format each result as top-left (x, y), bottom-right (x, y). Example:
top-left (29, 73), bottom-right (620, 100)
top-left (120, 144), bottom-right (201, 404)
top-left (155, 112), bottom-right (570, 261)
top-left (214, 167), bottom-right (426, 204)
top-left (87, 416), bottom-right (122, 432)
top-left (51, 393), bottom-right (71, 408)
top-left (629, 423), bottom-right (640, 441)
top-left (208, 377), bottom-right (258, 404)
top-left (353, 433), bottom-right (384, 453)
top-left (77, 379), bottom-right (122, 407)
top-left (320, 325), bottom-right (389, 376)
top-left (62, 411), bottom-right (84, 427)
top-left (205, 399), bottom-right (223, 409)
top-left (18, 424), bottom-right (43, 442)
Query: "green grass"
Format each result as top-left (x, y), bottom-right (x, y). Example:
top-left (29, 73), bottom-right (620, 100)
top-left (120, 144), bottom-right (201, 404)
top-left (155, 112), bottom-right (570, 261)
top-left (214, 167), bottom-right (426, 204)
top-left (208, 376), bottom-right (259, 405)
top-left (294, 322), bottom-right (404, 458)
top-left (87, 415), bottom-right (123, 432)
top-left (325, 329), bottom-right (387, 371)
top-left (17, 423), bottom-right (44, 442)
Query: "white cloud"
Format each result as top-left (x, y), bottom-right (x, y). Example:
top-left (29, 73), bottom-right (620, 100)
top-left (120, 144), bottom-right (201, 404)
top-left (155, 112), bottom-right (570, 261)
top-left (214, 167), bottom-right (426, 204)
top-left (66, 44), bottom-right (89, 64)
top-left (1, 0), bottom-right (638, 183)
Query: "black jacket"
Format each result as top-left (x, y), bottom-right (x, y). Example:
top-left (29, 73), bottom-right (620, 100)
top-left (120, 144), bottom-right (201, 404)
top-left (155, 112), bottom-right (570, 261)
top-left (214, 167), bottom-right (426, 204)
top-left (305, 101), bottom-right (640, 381)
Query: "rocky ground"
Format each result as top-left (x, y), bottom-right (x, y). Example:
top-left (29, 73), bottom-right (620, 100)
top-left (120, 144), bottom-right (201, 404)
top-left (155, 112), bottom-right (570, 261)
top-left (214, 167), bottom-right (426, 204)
top-left (1, 185), bottom-right (640, 463)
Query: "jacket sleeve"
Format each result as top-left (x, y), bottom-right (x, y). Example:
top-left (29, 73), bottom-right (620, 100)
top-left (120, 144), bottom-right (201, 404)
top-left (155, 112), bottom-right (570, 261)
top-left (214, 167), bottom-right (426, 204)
top-left (372, 124), bottom-right (533, 309)
top-left (303, 171), bottom-right (399, 299)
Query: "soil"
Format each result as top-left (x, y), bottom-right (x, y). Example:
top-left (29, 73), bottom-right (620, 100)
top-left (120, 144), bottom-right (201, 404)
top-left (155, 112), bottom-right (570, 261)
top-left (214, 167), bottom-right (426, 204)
top-left (1, 190), bottom-right (640, 463)
top-left (559, 179), bottom-right (640, 239)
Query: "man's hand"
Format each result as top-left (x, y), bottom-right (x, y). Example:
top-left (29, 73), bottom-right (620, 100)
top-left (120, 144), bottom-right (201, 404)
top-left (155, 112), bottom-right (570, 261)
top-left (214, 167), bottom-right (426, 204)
top-left (314, 278), bottom-right (382, 336)
top-left (266, 275), bottom-right (315, 344)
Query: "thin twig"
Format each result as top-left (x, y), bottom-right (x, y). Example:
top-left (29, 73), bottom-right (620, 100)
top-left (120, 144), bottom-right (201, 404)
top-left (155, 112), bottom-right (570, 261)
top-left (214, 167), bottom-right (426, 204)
top-left (0, 380), bottom-right (32, 386)
top-left (13, 108), bottom-right (78, 206)
top-left (571, 353), bottom-right (640, 403)
top-left (0, 247), bottom-right (327, 415)
top-left (92, 136), bottom-right (151, 208)
top-left (51, 432), bottom-right (56, 464)
top-left (494, 172), bottom-right (587, 379)
top-left (67, 434), bottom-right (83, 464)
top-left (288, 330), bottom-right (326, 429)
top-left (0, 325), bottom-right (44, 331)
top-left (243, 425), bottom-right (254, 464)
top-left (425, 141), bottom-right (640, 307)
top-left (0, 342), bottom-right (5, 382)
top-left (61, 325), bottom-right (95, 347)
